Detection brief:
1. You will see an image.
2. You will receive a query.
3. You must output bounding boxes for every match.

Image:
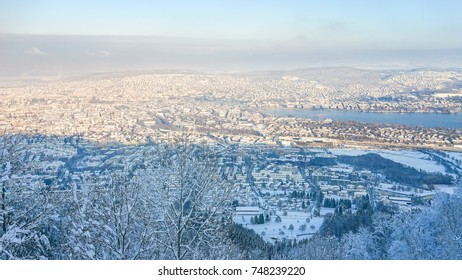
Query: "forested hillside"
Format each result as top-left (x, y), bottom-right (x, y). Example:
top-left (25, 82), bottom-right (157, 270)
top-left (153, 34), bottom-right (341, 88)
top-left (1, 135), bottom-right (461, 259)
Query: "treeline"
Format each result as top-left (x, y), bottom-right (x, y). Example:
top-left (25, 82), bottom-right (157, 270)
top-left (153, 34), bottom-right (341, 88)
top-left (337, 153), bottom-right (453, 187)
top-left (323, 198), bottom-right (352, 209)
top-left (226, 223), bottom-right (273, 259)
top-left (250, 213), bottom-right (270, 225)
top-left (290, 190), bottom-right (309, 199)
top-left (319, 195), bottom-right (372, 238)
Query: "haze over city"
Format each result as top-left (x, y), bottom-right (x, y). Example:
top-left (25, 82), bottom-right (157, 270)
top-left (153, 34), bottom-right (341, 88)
top-left (1, 0), bottom-right (462, 75)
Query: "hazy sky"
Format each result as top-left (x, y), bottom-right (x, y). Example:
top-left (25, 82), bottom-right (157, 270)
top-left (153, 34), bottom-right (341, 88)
top-left (1, 0), bottom-right (462, 75)
top-left (2, 0), bottom-right (462, 47)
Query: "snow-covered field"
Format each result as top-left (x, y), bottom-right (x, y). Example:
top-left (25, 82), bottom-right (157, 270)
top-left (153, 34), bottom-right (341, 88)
top-left (330, 148), bottom-right (447, 174)
top-left (234, 211), bottom-right (323, 243)
top-left (374, 150), bottom-right (446, 173)
top-left (434, 185), bottom-right (457, 195)
top-left (319, 207), bottom-right (335, 216)
top-left (330, 149), bottom-right (369, 156)
top-left (446, 152), bottom-right (462, 162)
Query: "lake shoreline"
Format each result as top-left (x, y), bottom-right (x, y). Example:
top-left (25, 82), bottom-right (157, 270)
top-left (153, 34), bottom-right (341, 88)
top-left (264, 108), bottom-right (462, 129)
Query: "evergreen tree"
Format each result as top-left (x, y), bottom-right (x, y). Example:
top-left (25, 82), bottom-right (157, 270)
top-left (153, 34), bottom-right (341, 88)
top-left (288, 224), bottom-right (294, 232)
top-left (258, 213), bottom-right (265, 224)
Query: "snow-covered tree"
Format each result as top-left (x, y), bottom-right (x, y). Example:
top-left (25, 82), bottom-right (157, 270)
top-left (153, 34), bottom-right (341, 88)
top-left (342, 228), bottom-right (375, 260)
top-left (150, 143), bottom-right (232, 259)
top-left (0, 135), bottom-right (58, 259)
top-left (388, 189), bottom-right (462, 259)
top-left (67, 169), bottom-right (161, 260)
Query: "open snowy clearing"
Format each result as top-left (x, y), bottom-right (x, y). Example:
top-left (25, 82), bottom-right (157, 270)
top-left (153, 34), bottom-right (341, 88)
top-left (374, 150), bottom-right (446, 173)
top-left (330, 149), bottom-right (369, 156)
top-left (434, 185), bottom-right (457, 195)
top-left (330, 148), bottom-right (447, 174)
top-left (234, 211), bottom-right (323, 243)
top-left (446, 152), bottom-right (462, 162)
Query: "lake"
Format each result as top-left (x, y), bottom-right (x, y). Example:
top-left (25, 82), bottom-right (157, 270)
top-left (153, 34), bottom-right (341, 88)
top-left (266, 109), bottom-right (462, 129)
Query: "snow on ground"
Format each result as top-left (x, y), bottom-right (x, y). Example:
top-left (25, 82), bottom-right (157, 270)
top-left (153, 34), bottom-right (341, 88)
top-left (234, 211), bottom-right (323, 243)
top-left (446, 152), bottom-right (462, 162)
top-left (319, 207), bottom-right (335, 216)
top-left (376, 183), bottom-right (434, 197)
top-left (263, 190), bottom-right (287, 196)
top-left (331, 148), bottom-right (447, 174)
top-left (317, 148), bottom-right (459, 177)
top-left (379, 183), bottom-right (394, 189)
top-left (328, 164), bottom-right (354, 173)
top-left (308, 148), bottom-right (327, 153)
top-left (374, 150), bottom-right (446, 173)
top-left (434, 184), bottom-right (457, 195)
top-left (443, 152), bottom-right (462, 174)
top-left (330, 149), bottom-right (368, 156)
top-left (324, 194), bottom-right (346, 200)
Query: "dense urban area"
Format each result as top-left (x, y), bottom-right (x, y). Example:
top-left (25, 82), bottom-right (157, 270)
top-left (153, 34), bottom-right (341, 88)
top-left (1, 68), bottom-right (462, 149)
top-left (1, 68), bottom-right (462, 260)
